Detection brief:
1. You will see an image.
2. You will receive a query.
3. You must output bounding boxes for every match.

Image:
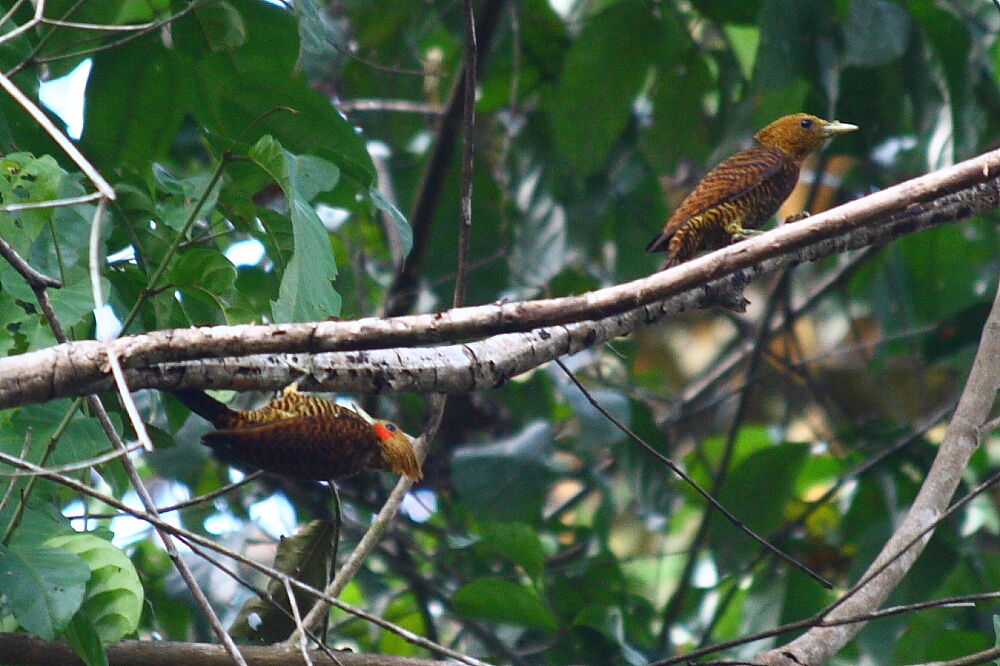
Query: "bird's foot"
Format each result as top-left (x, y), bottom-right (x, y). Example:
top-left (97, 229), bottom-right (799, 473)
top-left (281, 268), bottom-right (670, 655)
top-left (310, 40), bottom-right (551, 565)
top-left (783, 211), bottom-right (810, 224)
top-left (280, 381), bottom-right (303, 398)
top-left (730, 228), bottom-right (765, 242)
top-left (283, 356), bottom-right (318, 394)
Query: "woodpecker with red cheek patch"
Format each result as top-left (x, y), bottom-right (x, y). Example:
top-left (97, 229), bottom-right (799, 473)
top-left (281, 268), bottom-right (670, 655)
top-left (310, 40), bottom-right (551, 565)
top-left (172, 384), bottom-right (422, 481)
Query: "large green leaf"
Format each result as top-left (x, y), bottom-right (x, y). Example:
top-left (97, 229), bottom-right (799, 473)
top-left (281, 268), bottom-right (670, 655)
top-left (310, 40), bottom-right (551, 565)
top-left (36, 0), bottom-right (163, 78)
top-left (476, 522), bottom-right (547, 580)
top-left (182, 0), bottom-right (373, 185)
top-left (643, 46), bottom-right (713, 173)
top-left (167, 248), bottom-right (238, 294)
top-left (0, 544), bottom-right (90, 640)
top-left (0, 153), bottom-right (65, 254)
top-left (452, 578), bottom-right (557, 632)
top-left (46, 534), bottom-right (144, 648)
top-left (452, 421), bottom-right (557, 523)
top-left (551, 1), bottom-right (668, 175)
top-left (0, 400), bottom-right (108, 473)
top-left (82, 32), bottom-right (189, 173)
top-left (248, 136), bottom-right (342, 322)
top-left (753, 0), bottom-right (823, 90)
top-left (707, 442), bottom-right (811, 571)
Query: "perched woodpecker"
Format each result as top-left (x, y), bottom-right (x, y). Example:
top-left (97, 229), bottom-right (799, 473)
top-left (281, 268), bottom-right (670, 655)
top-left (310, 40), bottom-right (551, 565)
top-left (172, 384), bottom-right (422, 481)
top-left (646, 113), bottom-right (857, 267)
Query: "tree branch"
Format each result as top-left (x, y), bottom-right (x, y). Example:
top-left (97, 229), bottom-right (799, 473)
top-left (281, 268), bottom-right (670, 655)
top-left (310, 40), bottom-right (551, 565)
top-left (0, 632), bottom-right (443, 666)
top-left (1, 151), bottom-right (997, 409)
top-left (385, 0), bottom-right (507, 316)
top-left (753, 233), bottom-right (1000, 664)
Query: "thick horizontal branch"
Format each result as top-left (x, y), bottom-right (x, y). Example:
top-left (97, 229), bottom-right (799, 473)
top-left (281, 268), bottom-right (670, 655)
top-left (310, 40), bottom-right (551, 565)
top-left (0, 152), bottom-right (998, 408)
top-left (0, 633), bottom-right (438, 666)
top-left (60, 303), bottom-right (663, 397)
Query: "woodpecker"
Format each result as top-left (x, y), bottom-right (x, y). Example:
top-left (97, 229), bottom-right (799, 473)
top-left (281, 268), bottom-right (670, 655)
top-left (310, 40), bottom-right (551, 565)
top-left (172, 384), bottom-right (422, 481)
top-left (646, 113), bottom-right (857, 267)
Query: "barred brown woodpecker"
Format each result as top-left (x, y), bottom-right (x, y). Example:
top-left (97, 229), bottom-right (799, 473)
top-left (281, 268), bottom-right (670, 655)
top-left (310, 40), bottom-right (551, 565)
top-left (172, 385), bottom-right (422, 481)
top-left (646, 113), bottom-right (857, 267)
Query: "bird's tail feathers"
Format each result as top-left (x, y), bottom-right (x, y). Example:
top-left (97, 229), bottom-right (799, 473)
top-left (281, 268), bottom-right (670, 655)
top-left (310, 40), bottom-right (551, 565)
top-left (171, 389), bottom-right (237, 427)
top-left (645, 231), bottom-right (673, 253)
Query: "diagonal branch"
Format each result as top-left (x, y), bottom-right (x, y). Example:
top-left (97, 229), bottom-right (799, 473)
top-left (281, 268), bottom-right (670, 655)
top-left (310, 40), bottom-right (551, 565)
top-left (752, 246), bottom-right (1000, 664)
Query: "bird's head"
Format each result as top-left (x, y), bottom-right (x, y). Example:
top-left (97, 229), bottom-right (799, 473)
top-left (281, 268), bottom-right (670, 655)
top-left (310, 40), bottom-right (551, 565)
top-left (372, 420), bottom-right (423, 480)
top-left (755, 113), bottom-right (858, 164)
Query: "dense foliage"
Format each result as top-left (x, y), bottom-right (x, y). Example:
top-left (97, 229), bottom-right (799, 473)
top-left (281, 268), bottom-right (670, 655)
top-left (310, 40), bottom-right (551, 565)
top-left (0, 1), bottom-right (999, 664)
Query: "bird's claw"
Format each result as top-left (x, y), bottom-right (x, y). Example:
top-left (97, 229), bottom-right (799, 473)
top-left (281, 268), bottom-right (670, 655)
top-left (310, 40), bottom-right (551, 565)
top-left (283, 356), bottom-right (317, 395)
top-left (730, 229), bottom-right (765, 242)
top-left (783, 211), bottom-right (810, 223)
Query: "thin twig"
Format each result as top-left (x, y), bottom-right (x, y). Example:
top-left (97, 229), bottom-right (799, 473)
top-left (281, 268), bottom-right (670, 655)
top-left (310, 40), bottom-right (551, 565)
top-left (453, 0), bottom-right (477, 308)
top-left (651, 466), bottom-right (1000, 665)
top-left (0, 234), bottom-right (61, 287)
top-left (0, 447), bottom-right (492, 666)
top-left (62, 471), bottom-right (264, 520)
top-left (752, 278), bottom-right (1000, 664)
top-left (0, 72), bottom-right (114, 199)
top-left (283, 395), bottom-right (447, 648)
top-left (554, 358), bottom-right (831, 588)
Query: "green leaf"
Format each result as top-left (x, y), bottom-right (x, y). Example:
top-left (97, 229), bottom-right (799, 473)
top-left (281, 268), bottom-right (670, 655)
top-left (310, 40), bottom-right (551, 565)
top-left (0, 153), bottom-right (65, 254)
top-left (167, 249), bottom-right (237, 293)
top-left (46, 533), bottom-right (144, 646)
top-left (62, 613), bottom-right (110, 666)
top-left (185, 0), bottom-right (373, 184)
top-left (82, 32), bottom-right (188, 172)
top-left (271, 195), bottom-right (341, 322)
top-left (36, 1), bottom-right (154, 78)
top-left (0, 401), bottom-right (109, 483)
top-left (707, 443), bottom-right (811, 571)
top-left (247, 137), bottom-right (341, 322)
top-left (754, 0), bottom-right (822, 90)
top-left (0, 544), bottom-right (90, 640)
top-left (573, 605), bottom-right (647, 666)
top-left (452, 422), bottom-right (557, 523)
top-left (3, 502), bottom-right (74, 548)
top-left (291, 154), bottom-right (340, 201)
top-left (551, 1), bottom-right (667, 175)
top-left (562, 385), bottom-right (629, 449)
top-left (113, 0), bottom-right (157, 24)
top-left (230, 519), bottom-right (337, 644)
top-left (643, 47), bottom-right (713, 172)
top-left (378, 593), bottom-right (426, 656)
top-left (841, 0), bottom-right (911, 67)
top-left (452, 578), bottom-right (557, 632)
top-left (193, 1), bottom-right (247, 52)
top-left (477, 522), bottom-right (546, 579)
top-left (295, 0), bottom-right (329, 55)
top-left (49, 270), bottom-right (108, 331)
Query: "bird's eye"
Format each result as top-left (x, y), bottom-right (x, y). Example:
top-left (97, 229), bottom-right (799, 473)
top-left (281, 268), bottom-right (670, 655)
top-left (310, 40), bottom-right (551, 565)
top-left (800, 118), bottom-right (814, 129)
top-left (385, 423), bottom-right (397, 432)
